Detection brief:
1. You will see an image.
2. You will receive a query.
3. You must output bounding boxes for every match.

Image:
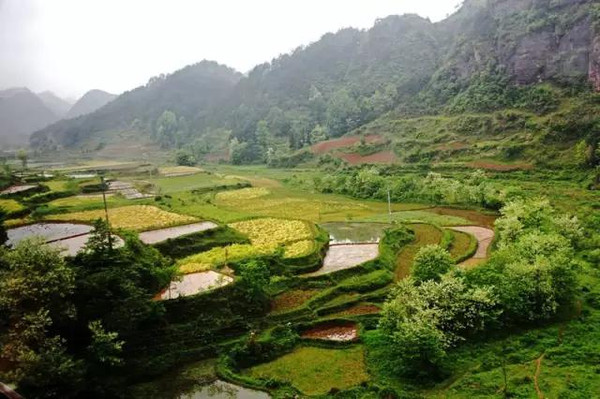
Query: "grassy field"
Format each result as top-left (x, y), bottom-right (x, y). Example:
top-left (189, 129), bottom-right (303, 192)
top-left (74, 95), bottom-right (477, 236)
top-left (146, 173), bottom-right (244, 194)
top-left (447, 230), bottom-right (475, 261)
top-left (244, 346), bottom-right (369, 395)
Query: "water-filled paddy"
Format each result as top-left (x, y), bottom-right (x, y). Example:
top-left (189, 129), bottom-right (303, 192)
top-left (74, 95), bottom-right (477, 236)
top-left (179, 380), bottom-right (269, 399)
top-left (0, 184), bottom-right (37, 195)
top-left (306, 244), bottom-right (379, 276)
top-left (160, 271), bottom-right (233, 300)
top-left (7, 222), bottom-right (92, 246)
top-left (139, 222), bottom-right (218, 244)
top-left (320, 222), bottom-right (389, 244)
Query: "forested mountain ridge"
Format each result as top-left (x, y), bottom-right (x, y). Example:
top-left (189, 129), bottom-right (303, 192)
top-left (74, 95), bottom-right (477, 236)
top-left (31, 61), bottom-right (242, 151)
top-left (30, 0), bottom-right (600, 169)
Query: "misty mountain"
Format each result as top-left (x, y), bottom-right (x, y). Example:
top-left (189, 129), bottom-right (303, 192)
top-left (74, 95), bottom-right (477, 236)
top-left (30, 0), bottom-right (600, 165)
top-left (37, 91), bottom-right (72, 118)
top-left (65, 89), bottom-right (117, 119)
top-left (31, 61), bottom-right (242, 150)
top-left (0, 88), bottom-right (59, 147)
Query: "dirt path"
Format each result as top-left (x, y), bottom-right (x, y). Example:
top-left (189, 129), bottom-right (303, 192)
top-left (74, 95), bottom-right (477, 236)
top-left (450, 226), bottom-right (494, 267)
top-left (534, 353), bottom-right (545, 399)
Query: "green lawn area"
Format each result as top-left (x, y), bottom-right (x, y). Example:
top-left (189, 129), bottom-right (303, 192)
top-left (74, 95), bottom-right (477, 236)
top-left (244, 346), bottom-right (369, 395)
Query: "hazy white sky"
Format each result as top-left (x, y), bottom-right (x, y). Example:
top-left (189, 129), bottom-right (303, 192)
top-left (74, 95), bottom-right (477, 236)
top-left (0, 0), bottom-right (461, 99)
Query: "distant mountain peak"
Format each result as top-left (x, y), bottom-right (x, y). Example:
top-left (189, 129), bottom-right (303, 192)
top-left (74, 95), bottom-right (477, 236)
top-left (66, 89), bottom-right (117, 119)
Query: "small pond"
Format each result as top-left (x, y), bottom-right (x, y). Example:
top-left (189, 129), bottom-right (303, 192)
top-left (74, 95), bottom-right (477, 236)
top-left (160, 271), bottom-right (233, 300)
top-left (7, 223), bottom-right (92, 246)
top-left (320, 222), bottom-right (390, 244)
top-left (179, 380), bottom-right (269, 399)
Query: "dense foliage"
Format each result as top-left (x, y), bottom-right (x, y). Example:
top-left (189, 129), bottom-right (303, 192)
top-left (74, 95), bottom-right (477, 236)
top-left (377, 198), bottom-right (581, 379)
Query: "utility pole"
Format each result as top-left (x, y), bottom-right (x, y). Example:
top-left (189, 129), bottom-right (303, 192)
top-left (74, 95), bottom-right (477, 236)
top-left (387, 188), bottom-right (392, 224)
top-left (100, 175), bottom-right (113, 250)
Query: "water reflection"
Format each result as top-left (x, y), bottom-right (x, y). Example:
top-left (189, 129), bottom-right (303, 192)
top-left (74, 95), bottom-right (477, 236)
top-left (180, 380), bottom-right (269, 399)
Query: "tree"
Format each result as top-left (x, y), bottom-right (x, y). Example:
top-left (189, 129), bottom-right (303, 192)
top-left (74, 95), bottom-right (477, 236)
top-left (0, 238), bottom-right (82, 395)
top-left (326, 89), bottom-right (360, 137)
top-left (379, 275), bottom-right (497, 377)
top-left (71, 220), bottom-right (174, 335)
top-left (155, 110), bottom-right (179, 148)
top-left (309, 124), bottom-right (329, 144)
top-left (237, 259), bottom-right (270, 303)
top-left (0, 208), bottom-right (7, 246)
top-left (411, 244), bottom-right (454, 283)
top-left (16, 149), bottom-right (27, 171)
top-left (175, 149), bottom-right (196, 166)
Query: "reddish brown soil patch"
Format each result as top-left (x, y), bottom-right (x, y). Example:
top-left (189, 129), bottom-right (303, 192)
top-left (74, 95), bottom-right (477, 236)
top-left (311, 135), bottom-right (383, 154)
top-left (335, 150), bottom-right (397, 165)
top-left (331, 304), bottom-right (380, 317)
top-left (428, 207), bottom-right (497, 229)
top-left (301, 322), bottom-right (358, 341)
top-left (271, 289), bottom-right (319, 314)
top-left (466, 161), bottom-right (533, 171)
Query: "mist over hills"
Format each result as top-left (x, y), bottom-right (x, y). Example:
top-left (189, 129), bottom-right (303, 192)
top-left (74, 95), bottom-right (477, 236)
top-left (66, 89), bottom-right (117, 119)
top-left (0, 88), bottom-right (118, 149)
top-left (0, 88), bottom-right (59, 147)
top-left (28, 0), bottom-right (600, 169)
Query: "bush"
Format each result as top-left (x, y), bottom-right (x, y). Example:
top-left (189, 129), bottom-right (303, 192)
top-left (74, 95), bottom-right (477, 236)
top-left (411, 245), bottom-right (454, 283)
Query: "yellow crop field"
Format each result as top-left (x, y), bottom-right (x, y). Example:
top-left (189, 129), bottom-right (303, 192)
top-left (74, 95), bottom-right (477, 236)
top-left (46, 205), bottom-right (197, 231)
top-left (0, 199), bottom-right (25, 214)
top-left (178, 244), bottom-right (265, 274)
top-left (229, 218), bottom-right (313, 250)
top-left (178, 218), bottom-right (316, 273)
top-left (216, 187), bottom-right (270, 203)
top-left (284, 240), bottom-right (314, 258)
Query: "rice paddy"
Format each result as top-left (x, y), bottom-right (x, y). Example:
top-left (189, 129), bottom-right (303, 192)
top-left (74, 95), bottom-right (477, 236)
top-left (0, 199), bottom-right (25, 214)
top-left (395, 223), bottom-right (443, 280)
top-left (45, 205), bottom-right (197, 231)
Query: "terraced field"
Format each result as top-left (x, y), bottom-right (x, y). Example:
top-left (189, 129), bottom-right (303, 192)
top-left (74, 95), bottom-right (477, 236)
top-left (395, 223), bottom-right (444, 280)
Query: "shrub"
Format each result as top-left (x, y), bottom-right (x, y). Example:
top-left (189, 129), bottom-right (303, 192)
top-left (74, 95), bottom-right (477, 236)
top-left (411, 245), bottom-right (454, 283)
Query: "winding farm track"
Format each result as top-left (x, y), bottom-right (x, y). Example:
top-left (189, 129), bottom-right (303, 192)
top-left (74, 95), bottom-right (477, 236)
top-left (450, 226), bottom-right (495, 267)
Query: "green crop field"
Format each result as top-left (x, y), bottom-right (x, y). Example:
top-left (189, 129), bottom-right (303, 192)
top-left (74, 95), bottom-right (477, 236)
top-left (244, 346), bottom-right (369, 395)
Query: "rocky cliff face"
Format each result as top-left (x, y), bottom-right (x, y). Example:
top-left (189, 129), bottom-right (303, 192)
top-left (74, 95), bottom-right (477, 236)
top-left (436, 0), bottom-right (598, 88)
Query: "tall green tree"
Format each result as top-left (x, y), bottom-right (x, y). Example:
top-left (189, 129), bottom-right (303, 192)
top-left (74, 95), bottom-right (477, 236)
top-left (0, 238), bottom-right (83, 396)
